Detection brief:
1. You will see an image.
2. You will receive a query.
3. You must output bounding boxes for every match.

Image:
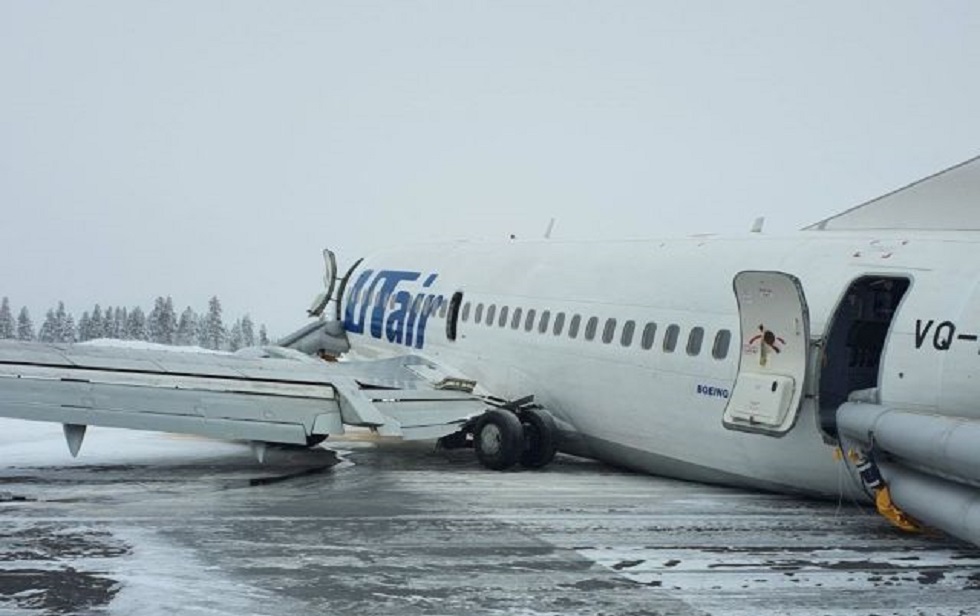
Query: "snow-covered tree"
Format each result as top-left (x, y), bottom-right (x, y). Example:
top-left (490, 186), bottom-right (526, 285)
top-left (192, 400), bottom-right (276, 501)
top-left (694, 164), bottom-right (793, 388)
top-left (147, 296), bottom-right (177, 345)
top-left (54, 302), bottom-right (75, 343)
top-left (199, 296), bottom-right (225, 350)
top-left (16, 307), bottom-right (34, 341)
top-left (77, 311), bottom-right (93, 341)
top-left (62, 313), bottom-right (77, 343)
top-left (176, 307), bottom-right (198, 346)
top-left (240, 314), bottom-right (255, 347)
top-left (227, 319), bottom-right (244, 351)
top-left (126, 306), bottom-right (148, 341)
top-left (258, 324), bottom-right (269, 346)
top-left (0, 297), bottom-right (14, 339)
top-left (90, 304), bottom-right (106, 340)
top-left (113, 307), bottom-right (127, 339)
top-left (38, 309), bottom-right (57, 342)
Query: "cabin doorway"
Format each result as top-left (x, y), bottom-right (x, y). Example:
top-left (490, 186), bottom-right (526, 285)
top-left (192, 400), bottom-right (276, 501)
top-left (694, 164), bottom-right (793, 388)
top-left (818, 276), bottom-right (910, 438)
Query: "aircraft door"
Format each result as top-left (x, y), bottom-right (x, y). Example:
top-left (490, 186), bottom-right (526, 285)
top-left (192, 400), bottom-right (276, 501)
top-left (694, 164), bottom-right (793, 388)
top-left (723, 271), bottom-right (810, 435)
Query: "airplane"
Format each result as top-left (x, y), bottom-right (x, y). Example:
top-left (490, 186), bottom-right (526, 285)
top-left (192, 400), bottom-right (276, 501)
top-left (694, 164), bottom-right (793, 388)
top-left (1, 155), bottom-right (980, 548)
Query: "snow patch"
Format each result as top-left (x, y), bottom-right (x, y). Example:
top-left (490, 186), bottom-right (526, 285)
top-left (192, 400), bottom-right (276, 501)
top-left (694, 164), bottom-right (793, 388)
top-left (80, 338), bottom-right (230, 354)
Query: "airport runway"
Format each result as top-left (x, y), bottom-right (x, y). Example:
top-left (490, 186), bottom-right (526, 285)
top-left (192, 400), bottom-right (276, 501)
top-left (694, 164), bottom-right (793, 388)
top-left (0, 419), bottom-right (978, 616)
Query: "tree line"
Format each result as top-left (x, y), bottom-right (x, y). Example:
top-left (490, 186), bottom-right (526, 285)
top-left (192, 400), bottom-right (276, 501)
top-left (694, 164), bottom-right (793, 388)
top-left (0, 296), bottom-right (271, 351)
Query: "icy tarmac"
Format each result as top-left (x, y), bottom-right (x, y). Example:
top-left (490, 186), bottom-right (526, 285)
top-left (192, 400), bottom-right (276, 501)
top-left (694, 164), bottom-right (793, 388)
top-left (0, 419), bottom-right (978, 616)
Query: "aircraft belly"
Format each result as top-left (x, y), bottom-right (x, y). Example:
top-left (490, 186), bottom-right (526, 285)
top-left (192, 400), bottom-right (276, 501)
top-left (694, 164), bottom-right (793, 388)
top-left (499, 355), bottom-right (852, 498)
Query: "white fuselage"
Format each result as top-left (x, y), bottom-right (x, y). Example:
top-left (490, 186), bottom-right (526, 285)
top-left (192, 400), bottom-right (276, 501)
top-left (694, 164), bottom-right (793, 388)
top-left (339, 231), bottom-right (980, 498)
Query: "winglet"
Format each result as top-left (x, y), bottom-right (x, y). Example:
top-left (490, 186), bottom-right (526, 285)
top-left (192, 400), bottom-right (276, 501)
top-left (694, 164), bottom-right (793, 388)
top-left (63, 424), bottom-right (87, 458)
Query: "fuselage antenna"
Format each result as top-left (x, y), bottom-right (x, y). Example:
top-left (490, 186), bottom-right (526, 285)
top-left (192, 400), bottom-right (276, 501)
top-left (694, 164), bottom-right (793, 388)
top-left (544, 217), bottom-right (556, 239)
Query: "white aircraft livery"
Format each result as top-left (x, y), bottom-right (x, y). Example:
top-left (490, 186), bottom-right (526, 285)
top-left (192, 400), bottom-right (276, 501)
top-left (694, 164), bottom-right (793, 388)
top-left (2, 156), bottom-right (980, 547)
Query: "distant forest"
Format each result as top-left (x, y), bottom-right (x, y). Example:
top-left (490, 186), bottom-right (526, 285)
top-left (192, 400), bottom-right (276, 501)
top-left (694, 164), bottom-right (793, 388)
top-left (0, 296), bottom-right (270, 351)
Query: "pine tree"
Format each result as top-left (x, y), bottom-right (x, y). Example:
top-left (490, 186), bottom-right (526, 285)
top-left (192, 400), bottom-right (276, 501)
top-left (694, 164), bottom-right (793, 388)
top-left (148, 297), bottom-right (164, 343)
top-left (0, 297), bottom-right (14, 339)
top-left (228, 319), bottom-right (243, 351)
top-left (16, 307), bottom-right (35, 341)
top-left (90, 304), bottom-right (105, 340)
top-left (78, 311), bottom-right (92, 341)
top-left (53, 302), bottom-right (75, 343)
top-left (200, 296), bottom-right (225, 350)
top-left (258, 324), bottom-right (269, 346)
top-left (38, 309), bottom-right (57, 342)
top-left (114, 307), bottom-right (128, 339)
top-left (161, 296), bottom-right (177, 344)
top-left (63, 314), bottom-right (77, 343)
top-left (176, 307), bottom-right (198, 346)
top-left (240, 314), bottom-right (255, 347)
top-left (148, 296), bottom-right (178, 344)
top-left (126, 306), bottom-right (148, 341)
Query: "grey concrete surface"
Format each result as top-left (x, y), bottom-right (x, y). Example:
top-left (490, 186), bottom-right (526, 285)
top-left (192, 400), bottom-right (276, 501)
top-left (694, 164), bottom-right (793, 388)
top-left (0, 426), bottom-right (977, 616)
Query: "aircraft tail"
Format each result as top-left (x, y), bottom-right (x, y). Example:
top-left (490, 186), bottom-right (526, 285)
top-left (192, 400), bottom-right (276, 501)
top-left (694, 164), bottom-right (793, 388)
top-left (806, 155), bottom-right (980, 231)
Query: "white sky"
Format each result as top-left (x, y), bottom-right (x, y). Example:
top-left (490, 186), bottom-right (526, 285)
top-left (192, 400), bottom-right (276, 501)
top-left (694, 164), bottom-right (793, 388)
top-left (2, 2), bottom-right (978, 335)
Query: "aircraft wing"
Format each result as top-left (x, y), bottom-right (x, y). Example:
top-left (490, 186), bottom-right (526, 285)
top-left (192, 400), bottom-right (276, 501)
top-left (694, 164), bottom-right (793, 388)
top-left (0, 340), bottom-right (488, 455)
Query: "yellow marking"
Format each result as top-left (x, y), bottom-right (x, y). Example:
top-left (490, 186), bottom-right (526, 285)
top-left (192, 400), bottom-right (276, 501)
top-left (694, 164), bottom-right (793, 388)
top-left (874, 486), bottom-right (922, 533)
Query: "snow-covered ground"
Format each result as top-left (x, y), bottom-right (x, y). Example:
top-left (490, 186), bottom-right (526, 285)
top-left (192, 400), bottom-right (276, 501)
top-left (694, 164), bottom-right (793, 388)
top-left (0, 418), bottom-right (977, 616)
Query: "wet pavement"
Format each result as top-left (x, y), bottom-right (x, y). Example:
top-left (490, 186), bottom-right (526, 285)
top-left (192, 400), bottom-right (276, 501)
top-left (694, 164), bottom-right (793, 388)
top-left (0, 420), bottom-right (978, 615)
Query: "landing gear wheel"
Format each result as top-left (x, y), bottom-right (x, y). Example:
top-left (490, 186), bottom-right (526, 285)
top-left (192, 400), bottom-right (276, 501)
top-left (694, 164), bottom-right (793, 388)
top-left (474, 409), bottom-right (524, 471)
top-left (519, 408), bottom-right (558, 469)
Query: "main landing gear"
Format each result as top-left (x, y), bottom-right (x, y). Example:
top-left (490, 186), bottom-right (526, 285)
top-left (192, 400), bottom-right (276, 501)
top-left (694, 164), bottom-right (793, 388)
top-left (441, 399), bottom-right (559, 471)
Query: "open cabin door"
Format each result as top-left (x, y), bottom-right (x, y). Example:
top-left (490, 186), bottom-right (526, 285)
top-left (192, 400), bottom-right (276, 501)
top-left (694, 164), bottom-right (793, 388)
top-left (724, 271), bottom-right (810, 435)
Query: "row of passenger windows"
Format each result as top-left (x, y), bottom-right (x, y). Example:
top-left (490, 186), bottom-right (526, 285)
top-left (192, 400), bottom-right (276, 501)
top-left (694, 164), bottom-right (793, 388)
top-left (458, 300), bottom-right (732, 359)
top-left (348, 288), bottom-right (732, 359)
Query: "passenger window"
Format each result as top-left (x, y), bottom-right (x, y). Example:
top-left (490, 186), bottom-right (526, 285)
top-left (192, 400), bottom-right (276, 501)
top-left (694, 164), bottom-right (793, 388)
top-left (687, 327), bottom-right (704, 356)
top-left (641, 322), bottom-right (657, 349)
top-left (475, 303), bottom-right (484, 325)
top-left (498, 306), bottom-right (509, 327)
top-left (585, 316), bottom-right (598, 341)
top-left (712, 329), bottom-right (732, 359)
top-left (602, 318), bottom-right (616, 344)
top-left (511, 307), bottom-right (523, 329)
top-left (412, 295), bottom-right (423, 314)
top-left (486, 304), bottom-right (496, 326)
top-left (663, 324), bottom-right (680, 352)
top-left (461, 302), bottom-right (471, 322)
top-left (525, 309), bottom-right (537, 332)
top-left (621, 320), bottom-right (635, 347)
top-left (539, 310), bottom-right (551, 334)
top-left (553, 312), bottom-right (566, 336)
top-left (569, 314), bottom-right (581, 339)
top-left (439, 301), bottom-right (447, 318)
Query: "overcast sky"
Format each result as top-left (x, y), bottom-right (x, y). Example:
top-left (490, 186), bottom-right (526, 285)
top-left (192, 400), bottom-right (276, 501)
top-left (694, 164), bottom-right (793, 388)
top-left (2, 2), bottom-right (978, 335)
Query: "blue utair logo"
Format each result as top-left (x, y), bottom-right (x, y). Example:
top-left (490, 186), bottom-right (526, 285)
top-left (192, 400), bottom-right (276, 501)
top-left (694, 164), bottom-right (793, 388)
top-left (343, 268), bottom-right (444, 350)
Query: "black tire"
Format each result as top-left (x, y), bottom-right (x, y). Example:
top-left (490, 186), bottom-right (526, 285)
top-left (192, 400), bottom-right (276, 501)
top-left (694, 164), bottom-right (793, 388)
top-left (474, 409), bottom-right (524, 471)
top-left (519, 408), bottom-right (558, 469)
